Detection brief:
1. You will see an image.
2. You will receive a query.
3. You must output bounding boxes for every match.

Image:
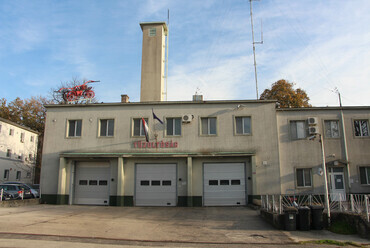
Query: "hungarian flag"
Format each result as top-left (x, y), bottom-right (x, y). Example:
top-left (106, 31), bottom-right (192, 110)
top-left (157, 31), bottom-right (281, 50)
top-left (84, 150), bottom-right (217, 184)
top-left (142, 118), bottom-right (149, 142)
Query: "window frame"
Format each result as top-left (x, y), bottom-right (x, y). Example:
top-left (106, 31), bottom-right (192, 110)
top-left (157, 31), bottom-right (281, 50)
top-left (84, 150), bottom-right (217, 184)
top-left (9, 129), bottom-right (14, 136)
top-left (3, 170), bottom-right (9, 180)
top-left (200, 117), bottom-right (217, 136)
top-left (6, 149), bottom-right (11, 158)
top-left (359, 166), bottom-right (370, 185)
top-left (132, 118), bottom-right (148, 137)
top-left (324, 120), bottom-right (340, 139)
top-left (234, 116), bottom-right (252, 135)
top-left (98, 118), bottom-right (115, 137)
top-left (353, 119), bottom-right (369, 137)
top-left (295, 168), bottom-right (312, 188)
top-left (20, 132), bottom-right (25, 143)
top-left (166, 117), bottom-right (182, 136)
top-left (67, 119), bottom-right (82, 138)
top-left (16, 171), bottom-right (21, 181)
top-left (290, 120), bottom-right (307, 140)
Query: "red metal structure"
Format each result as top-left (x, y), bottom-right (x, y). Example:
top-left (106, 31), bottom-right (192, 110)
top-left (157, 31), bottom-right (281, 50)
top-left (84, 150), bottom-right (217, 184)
top-left (57, 80), bottom-right (99, 102)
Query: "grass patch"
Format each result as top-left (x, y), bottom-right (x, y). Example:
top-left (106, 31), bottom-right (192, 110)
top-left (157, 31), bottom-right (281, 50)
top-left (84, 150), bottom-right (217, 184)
top-left (301, 240), bottom-right (361, 247)
top-left (329, 220), bottom-right (357, 235)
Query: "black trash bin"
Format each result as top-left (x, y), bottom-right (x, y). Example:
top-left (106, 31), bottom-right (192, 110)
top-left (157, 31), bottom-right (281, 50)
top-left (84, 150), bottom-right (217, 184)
top-left (310, 205), bottom-right (324, 230)
top-left (298, 206), bottom-right (311, 231)
top-left (284, 207), bottom-right (298, 231)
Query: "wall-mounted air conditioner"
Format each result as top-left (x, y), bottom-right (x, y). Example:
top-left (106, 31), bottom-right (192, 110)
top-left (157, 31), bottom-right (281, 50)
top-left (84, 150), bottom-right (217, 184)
top-left (309, 126), bottom-right (318, 135)
top-left (308, 117), bottom-right (318, 125)
top-left (182, 114), bottom-right (193, 123)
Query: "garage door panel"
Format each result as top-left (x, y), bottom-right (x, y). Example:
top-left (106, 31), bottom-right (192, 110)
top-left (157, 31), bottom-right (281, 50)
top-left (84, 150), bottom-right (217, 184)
top-left (204, 163), bottom-right (246, 206)
top-left (136, 164), bottom-right (177, 206)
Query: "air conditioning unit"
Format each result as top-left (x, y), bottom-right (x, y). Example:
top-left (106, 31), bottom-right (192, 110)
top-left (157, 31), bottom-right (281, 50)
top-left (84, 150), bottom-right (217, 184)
top-left (309, 126), bottom-right (318, 135)
top-left (182, 114), bottom-right (193, 123)
top-left (308, 117), bottom-right (318, 125)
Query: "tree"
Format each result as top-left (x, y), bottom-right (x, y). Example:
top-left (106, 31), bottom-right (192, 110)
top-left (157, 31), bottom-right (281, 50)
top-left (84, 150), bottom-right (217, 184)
top-left (259, 79), bottom-right (311, 108)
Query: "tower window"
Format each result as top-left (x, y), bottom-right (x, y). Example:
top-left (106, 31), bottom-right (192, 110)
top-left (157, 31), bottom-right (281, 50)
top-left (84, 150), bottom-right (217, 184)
top-left (149, 28), bottom-right (156, 37)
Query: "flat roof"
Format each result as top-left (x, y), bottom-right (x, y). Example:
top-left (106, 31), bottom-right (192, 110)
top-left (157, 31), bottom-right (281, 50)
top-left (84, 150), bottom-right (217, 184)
top-left (140, 22), bottom-right (168, 34)
top-left (44, 99), bottom-right (277, 108)
top-left (276, 106), bottom-right (370, 111)
top-left (0, 117), bottom-right (39, 134)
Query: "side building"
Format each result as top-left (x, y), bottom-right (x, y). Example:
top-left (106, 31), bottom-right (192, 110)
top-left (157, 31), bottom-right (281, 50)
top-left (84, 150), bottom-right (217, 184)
top-left (0, 117), bottom-right (39, 184)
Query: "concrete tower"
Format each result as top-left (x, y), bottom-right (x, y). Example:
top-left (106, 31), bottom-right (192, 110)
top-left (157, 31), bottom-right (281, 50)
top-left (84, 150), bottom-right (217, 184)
top-left (140, 22), bottom-right (168, 102)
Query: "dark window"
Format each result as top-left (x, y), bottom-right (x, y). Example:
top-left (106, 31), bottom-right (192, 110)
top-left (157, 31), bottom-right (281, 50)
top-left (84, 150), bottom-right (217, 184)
top-left (220, 180), bottom-right (230, 185)
top-left (140, 180), bottom-right (150, 186)
top-left (6, 149), bottom-right (11, 158)
top-left (100, 119), bottom-right (114, 137)
top-left (354, 120), bottom-right (369, 137)
top-left (89, 180), bottom-right (98, 185)
top-left (9, 129), bottom-right (14, 136)
top-left (209, 180), bottom-right (218, 185)
top-left (231, 180), bottom-right (241, 185)
top-left (99, 180), bottom-right (108, 186)
top-left (201, 117), bottom-right (217, 135)
top-left (16, 171), bottom-right (21, 180)
top-left (79, 180), bottom-right (88, 185)
top-left (162, 180), bottom-right (171, 186)
top-left (151, 180), bottom-right (160, 186)
top-left (20, 133), bottom-right (25, 143)
top-left (360, 167), bottom-right (370, 185)
top-left (296, 168), bottom-right (312, 187)
top-left (290, 121), bottom-right (307, 139)
top-left (68, 120), bottom-right (82, 137)
top-left (3, 170), bottom-right (9, 180)
top-left (166, 118), bottom-right (181, 136)
top-left (133, 118), bottom-right (148, 136)
top-left (235, 117), bottom-right (251, 134)
top-left (30, 136), bottom-right (34, 142)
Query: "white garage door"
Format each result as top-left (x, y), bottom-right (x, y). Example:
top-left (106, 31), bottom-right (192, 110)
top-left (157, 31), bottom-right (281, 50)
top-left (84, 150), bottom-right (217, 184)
top-left (135, 164), bottom-right (176, 206)
top-left (74, 162), bottom-right (110, 205)
top-left (204, 163), bottom-right (246, 206)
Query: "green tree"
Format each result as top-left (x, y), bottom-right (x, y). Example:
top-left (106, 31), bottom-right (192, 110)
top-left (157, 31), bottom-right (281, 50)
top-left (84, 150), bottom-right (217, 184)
top-left (260, 79), bottom-right (311, 108)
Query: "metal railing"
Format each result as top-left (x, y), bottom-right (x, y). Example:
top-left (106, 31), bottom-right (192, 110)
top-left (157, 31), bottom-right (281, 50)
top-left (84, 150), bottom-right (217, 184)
top-left (261, 193), bottom-right (370, 222)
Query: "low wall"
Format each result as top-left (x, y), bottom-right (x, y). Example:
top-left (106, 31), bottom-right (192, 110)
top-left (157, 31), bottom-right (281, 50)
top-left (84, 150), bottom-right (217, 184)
top-left (330, 212), bottom-right (370, 239)
top-left (0, 199), bottom-right (40, 207)
top-left (260, 209), bottom-right (284, 229)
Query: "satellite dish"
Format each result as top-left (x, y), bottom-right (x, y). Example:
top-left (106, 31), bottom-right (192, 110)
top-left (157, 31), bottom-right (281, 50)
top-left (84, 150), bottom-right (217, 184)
top-left (317, 167), bottom-right (323, 176)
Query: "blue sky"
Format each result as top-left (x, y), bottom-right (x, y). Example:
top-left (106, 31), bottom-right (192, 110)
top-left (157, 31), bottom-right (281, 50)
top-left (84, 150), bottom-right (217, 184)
top-left (1, 0), bottom-right (369, 106)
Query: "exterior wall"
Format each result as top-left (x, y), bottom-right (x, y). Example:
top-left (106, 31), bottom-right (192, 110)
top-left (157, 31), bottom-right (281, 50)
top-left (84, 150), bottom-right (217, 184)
top-left (277, 108), bottom-right (370, 195)
top-left (140, 22), bottom-right (167, 102)
top-left (0, 118), bottom-right (38, 184)
top-left (40, 100), bottom-right (282, 204)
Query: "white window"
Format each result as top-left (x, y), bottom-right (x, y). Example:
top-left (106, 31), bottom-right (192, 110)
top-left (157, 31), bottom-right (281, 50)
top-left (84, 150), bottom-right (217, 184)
top-left (325, 120), bottom-right (339, 138)
top-left (235, 117), bottom-right (251, 135)
top-left (360, 167), bottom-right (370, 185)
top-left (133, 118), bottom-right (148, 136)
top-left (149, 28), bottom-right (156, 37)
top-left (3, 170), bottom-right (9, 180)
top-left (100, 119), bottom-right (114, 137)
top-left (9, 129), bottom-right (14, 136)
top-left (201, 117), bottom-right (217, 135)
top-left (290, 120), bottom-right (307, 139)
top-left (6, 149), bottom-right (11, 158)
top-left (354, 120), bottom-right (369, 137)
top-left (296, 168), bottom-right (312, 187)
top-left (20, 133), bottom-right (25, 143)
top-left (166, 118), bottom-right (181, 136)
top-left (16, 171), bottom-right (21, 181)
top-left (68, 120), bottom-right (82, 137)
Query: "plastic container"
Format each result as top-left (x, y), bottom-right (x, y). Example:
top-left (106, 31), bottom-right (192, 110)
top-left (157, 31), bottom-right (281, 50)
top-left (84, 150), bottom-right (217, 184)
top-left (310, 205), bottom-right (324, 230)
top-left (298, 206), bottom-right (310, 231)
top-left (284, 207), bottom-right (298, 231)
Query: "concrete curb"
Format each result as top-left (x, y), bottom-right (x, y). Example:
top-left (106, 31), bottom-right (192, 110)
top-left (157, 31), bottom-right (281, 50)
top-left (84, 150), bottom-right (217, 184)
top-left (0, 199), bottom-right (40, 207)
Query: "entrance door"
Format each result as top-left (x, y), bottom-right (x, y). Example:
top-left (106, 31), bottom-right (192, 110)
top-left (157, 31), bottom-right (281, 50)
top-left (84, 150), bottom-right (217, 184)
top-left (329, 167), bottom-right (346, 201)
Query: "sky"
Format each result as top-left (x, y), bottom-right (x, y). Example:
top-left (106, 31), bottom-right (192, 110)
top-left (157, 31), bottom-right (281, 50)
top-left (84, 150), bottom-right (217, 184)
top-left (1, 0), bottom-right (369, 106)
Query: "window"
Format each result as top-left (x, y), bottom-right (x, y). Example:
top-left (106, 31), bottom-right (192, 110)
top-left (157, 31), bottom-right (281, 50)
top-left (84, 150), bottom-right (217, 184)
top-left (162, 180), bottom-right (171, 186)
top-left (68, 120), bottom-right (82, 137)
top-left (231, 180), bottom-right (241, 185)
top-left (29, 154), bottom-right (33, 160)
top-left (0, 124), bottom-right (2, 133)
top-left (354, 120), bottom-right (369, 137)
top-left (235, 117), bottom-right (251, 134)
top-left (100, 119), bottom-right (114, 137)
top-left (359, 167), bottom-right (370, 185)
top-left (9, 129), bottom-right (14, 136)
top-left (30, 136), bottom-right (34, 142)
top-left (16, 171), bottom-right (21, 181)
top-left (296, 168), bottom-right (312, 187)
top-left (26, 172), bottom-right (31, 178)
top-left (201, 117), bottom-right (217, 135)
top-left (99, 180), bottom-right (108, 186)
top-left (133, 118), bottom-right (148, 136)
top-left (151, 180), bottom-right (160, 186)
top-left (209, 180), bottom-right (218, 185)
top-left (140, 180), bottom-right (150, 186)
top-left (290, 120), bottom-right (307, 139)
top-left (325, 120), bottom-right (339, 138)
top-left (6, 149), bottom-right (11, 158)
top-left (20, 133), bottom-right (25, 143)
top-left (89, 180), bottom-right (98, 185)
top-left (220, 180), bottom-right (230, 185)
top-left (149, 28), bottom-right (156, 37)
top-left (3, 170), bottom-right (9, 180)
top-left (166, 118), bottom-right (181, 136)
top-left (79, 180), bottom-right (88, 185)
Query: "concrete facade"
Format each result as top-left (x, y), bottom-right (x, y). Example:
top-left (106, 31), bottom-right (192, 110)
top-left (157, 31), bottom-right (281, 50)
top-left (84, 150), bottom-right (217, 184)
top-left (0, 117), bottom-right (38, 184)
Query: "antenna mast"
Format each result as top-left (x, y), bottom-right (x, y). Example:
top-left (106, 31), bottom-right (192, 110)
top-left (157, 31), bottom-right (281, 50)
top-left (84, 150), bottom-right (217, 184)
top-left (164, 9), bottom-right (170, 101)
top-left (250, 0), bottom-right (263, 99)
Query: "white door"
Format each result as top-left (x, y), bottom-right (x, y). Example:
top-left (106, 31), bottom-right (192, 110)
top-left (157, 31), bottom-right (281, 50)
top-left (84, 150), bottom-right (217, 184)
top-left (203, 163), bottom-right (246, 206)
top-left (135, 164), bottom-right (177, 206)
top-left (329, 167), bottom-right (346, 201)
top-left (74, 162), bottom-right (110, 205)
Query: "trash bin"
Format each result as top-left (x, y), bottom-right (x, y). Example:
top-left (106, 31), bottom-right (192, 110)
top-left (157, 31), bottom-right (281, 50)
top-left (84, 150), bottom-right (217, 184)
top-left (298, 206), bottom-right (310, 231)
top-left (310, 205), bottom-right (324, 230)
top-left (284, 207), bottom-right (298, 231)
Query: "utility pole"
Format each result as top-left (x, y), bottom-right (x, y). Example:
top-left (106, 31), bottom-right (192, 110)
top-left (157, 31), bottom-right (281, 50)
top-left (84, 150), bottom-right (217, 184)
top-left (249, 0), bottom-right (263, 100)
top-left (319, 134), bottom-right (331, 226)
